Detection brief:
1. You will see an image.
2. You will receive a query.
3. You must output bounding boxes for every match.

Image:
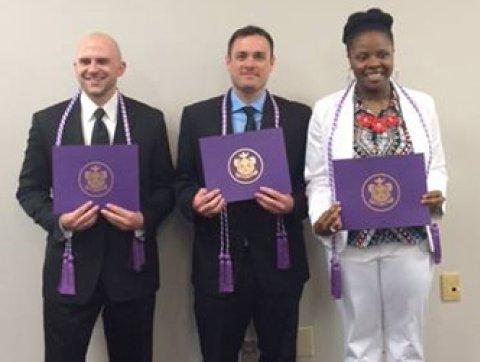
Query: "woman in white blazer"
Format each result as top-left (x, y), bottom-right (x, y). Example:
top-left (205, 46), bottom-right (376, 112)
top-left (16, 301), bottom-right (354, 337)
top-left (305, 8), bottom-right (447, 362)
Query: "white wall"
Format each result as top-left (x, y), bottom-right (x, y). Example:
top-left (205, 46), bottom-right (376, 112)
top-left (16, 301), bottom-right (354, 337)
top-left (1, 0), bottom-right (479, 361)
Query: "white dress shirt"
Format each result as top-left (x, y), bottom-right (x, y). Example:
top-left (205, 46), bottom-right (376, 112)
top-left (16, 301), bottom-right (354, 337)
top-left (80, 91), bottom-right (118, 145)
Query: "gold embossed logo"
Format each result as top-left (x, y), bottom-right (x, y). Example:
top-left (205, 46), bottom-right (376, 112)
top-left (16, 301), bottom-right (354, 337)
top-left (228, 148), bottom-right (263, 184)
top-left (78, 161), bottom-right (114, 197)
top-left (361, 173), bottom-right (400, 212)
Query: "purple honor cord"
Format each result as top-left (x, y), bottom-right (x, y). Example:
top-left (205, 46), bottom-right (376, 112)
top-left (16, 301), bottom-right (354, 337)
top-left (58, 238), bottom-right (76, 295)
top-left (218, 89), bottom-right (289, 294)
top-left (427, 222), bottom-right (442, 264)
top-left (326, 80), bottom-right (441, 299)
top-left (327, 81), bottom-right (354, 299)
top-left (55, 90), bottom-right (144, 296)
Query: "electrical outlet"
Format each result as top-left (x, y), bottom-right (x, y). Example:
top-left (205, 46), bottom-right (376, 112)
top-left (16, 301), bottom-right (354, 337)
top-left (440, 272), bottom-right (461, 302)
top-left (297, 326), bottom-right (314, 357)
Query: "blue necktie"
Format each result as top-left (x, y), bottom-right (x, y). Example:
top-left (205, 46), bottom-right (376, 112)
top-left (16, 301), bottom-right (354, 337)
top-left (242, 106), bottom-right (257, 132)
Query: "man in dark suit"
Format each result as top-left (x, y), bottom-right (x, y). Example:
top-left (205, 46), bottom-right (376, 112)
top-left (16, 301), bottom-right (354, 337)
top-left (16, 32), bottom-right (175, 362)
top-left (176, 25), bottom-right (311, 362)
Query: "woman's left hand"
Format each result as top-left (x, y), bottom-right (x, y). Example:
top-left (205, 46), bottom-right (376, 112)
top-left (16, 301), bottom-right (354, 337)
top-left (421, 190), bottom-right (445, 214)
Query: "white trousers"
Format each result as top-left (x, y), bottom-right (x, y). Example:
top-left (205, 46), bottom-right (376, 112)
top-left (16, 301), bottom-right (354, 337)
top-left (334, 242), bottom-right (433, 362)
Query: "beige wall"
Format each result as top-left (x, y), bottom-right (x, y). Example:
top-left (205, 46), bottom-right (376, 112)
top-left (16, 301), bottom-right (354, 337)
top-left (1, 0), bottom-right (479, 361)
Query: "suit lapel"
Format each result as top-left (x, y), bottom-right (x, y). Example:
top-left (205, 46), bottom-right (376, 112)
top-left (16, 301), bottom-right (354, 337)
top-left (260, 92), bottom-right (275, 130)
top-left (225, 91), bottom-right (234, 135)
top-left (61, 99), bottom-right (84, 145)
top-left (332, 86), bottom-right (355, 160)
top-left (113, 97), bottom-right (128, 144)
top-left (393, 82), bottom-right (429, 165)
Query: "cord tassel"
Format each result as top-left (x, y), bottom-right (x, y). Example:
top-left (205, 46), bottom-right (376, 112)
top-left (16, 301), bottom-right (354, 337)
top-left (330, 256), bottom-right (342, 299)
top-left (429, 223), bottom-right (442, 264)
top-left (57, 247), bottom-right (76, 295)
top-left (131, 236), bottom-right (145, 272)
top-left (276, 230), bottom-right (291, 269)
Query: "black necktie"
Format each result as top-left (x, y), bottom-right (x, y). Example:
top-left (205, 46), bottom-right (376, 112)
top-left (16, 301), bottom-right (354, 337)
top-left (91, 108), bottom-right (109, 145)
top-left (242, 106), bottom-right (257, 132)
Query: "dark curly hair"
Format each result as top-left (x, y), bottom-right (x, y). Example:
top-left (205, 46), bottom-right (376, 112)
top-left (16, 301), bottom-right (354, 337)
top-left (342, 8), bottom-right (394, 49)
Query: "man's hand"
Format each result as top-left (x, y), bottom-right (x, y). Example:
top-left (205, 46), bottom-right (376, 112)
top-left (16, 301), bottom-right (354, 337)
top-left (421, 190), bottom-right (445, 215)
top-left (59, 201), bottom-right (99, 232)
top-left (254, 187), bottom-right (294, 215)
top-left (313, 203), bottom-right (342, 236)
top-left (192, 188), bottom-right (225, 218)
top-left (100, 203), bottom-right (144, 231)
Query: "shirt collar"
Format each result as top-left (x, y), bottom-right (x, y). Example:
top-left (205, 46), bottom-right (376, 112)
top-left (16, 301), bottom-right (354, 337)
top-left (230, 89), bottom-right (267, 114)
top-left (80, 91), bottom-right (119, 123)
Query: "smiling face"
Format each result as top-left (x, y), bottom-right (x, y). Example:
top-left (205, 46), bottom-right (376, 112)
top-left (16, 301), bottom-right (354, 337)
top-left (348, 30), bottom-right (394, 95)
top-left (226, 34), bottom-right (275, 102)
top-left (74, 34), bottom-right (126, 106)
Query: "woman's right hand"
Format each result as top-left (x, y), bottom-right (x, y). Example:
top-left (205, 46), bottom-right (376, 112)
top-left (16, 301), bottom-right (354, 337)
top-left (313, 203), bottom-right (342, 236)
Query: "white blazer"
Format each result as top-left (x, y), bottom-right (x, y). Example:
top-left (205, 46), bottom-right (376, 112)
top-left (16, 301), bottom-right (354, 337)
top-left (305, 81), bottom-right (448, 252)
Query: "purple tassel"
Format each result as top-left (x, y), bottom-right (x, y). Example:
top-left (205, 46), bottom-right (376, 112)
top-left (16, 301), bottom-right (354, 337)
top-left (131, 237), bottom-right (145, 272)
top-left (57, 251), bottom-right (76, 295)
top-left (224, 255), bottom-right (234, 292)
top-left (219, 253), bottom-right (225, 291)
top-left (330, 258), bottom-right (342, 299)
top-left (219, 253), bottom-right (234, 293)
top-left (430, 223), bottom-right (442, 264)
top-left (276, 231), bottom-right (291, 269)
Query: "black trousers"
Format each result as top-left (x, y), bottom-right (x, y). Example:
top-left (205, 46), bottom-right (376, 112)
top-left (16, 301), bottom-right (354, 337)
top-left (194, 251), bottom-right (303, 362)
top-left (43, 281), bottom-right (155, 362)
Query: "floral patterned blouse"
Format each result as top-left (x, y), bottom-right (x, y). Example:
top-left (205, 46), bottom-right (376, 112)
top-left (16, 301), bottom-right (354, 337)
top-left (347, 86), bottom-right (427, 248)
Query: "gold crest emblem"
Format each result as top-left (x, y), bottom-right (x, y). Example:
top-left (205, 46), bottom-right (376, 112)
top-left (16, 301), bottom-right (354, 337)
top-left (362, 173), bottom-right (400, 212)
top-left (84, 165), bottom-right (108, 193)
top-left (78, 161), bottom-right (114, 197)
top-left (228, 148), bottom-right (263, 184)
top-left (233, 151), bottom-right (258, 180)
top-left (367, 177), bottom-right (393, 207)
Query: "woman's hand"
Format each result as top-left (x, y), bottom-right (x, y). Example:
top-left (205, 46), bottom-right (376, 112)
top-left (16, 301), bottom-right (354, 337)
top-left (313, 203), bottom-right (342, 236)
top-left (421, 190), bottom-right (445, 215)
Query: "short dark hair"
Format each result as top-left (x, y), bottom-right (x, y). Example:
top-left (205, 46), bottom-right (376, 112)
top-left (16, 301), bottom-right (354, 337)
top-left (227, 25), bottom-right (274, 56)
top-left (342, 8), bottom-right (394, 49)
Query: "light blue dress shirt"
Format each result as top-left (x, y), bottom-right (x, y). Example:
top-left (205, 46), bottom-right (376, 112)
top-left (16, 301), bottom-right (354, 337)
top-left (230, 89), bottom-right (267, 134)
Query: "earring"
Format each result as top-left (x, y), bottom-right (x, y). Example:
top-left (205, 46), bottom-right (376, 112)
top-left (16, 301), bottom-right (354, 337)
top-left (393, 68), bottom-right (400, 81)
top-left (346, 68), bottom-right (355, 85)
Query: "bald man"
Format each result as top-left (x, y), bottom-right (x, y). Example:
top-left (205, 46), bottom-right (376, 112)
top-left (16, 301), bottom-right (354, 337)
top-left (16, 33), bottom-right (175, 362)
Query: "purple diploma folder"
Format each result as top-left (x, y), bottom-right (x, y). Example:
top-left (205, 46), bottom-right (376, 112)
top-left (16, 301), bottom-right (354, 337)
top-left (333, 154), bottom-right (430, 230)
top-left (52, 145), bottom-right (140, 214)
top-left (199, 128), bottom-right (292, 203)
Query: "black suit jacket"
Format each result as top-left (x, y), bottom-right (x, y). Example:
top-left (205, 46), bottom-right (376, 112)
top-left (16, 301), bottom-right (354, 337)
top-left (176, 92), bottom-right (311, 296)
top-left (17, 95), bottom-right (175, 304)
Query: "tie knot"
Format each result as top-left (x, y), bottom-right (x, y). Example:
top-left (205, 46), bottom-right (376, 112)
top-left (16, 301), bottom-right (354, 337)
top-left (94, 108), bottom-right (105, 122)
top-left (242, 106), bottom-right (256, 117)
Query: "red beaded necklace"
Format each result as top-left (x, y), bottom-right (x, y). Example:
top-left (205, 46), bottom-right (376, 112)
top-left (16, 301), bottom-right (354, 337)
top-left (356, 112), bottom-right (399, 133)
top-left (355, 87), bottom-right (400, 134)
